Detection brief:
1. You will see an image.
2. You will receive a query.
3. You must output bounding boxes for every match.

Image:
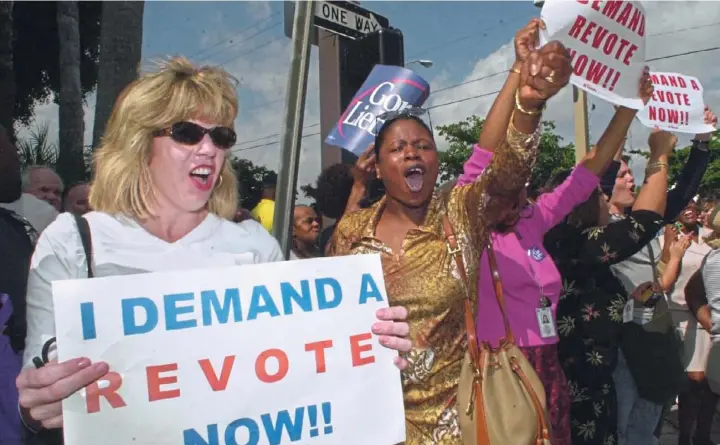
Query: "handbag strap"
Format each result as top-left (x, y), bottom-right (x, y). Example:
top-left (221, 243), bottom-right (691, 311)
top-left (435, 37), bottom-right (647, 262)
top-left (442, 215), bottom-right (515, 349)
top-left (73, 214), bottom-right (94, 278)
top-left (485, 238), bottom-right (515, 343)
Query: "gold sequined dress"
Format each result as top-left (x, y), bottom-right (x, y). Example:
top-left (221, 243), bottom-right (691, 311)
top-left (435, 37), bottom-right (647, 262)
top-left (328, 121), bottom-right (540, 444)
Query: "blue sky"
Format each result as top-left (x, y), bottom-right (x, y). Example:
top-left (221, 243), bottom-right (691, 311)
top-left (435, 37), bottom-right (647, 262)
top-left (21, 1), bottom-right (720, 200)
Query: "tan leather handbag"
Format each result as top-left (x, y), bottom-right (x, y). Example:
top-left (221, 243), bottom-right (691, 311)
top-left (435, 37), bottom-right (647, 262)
top-left (442, 216), bottom-right (552, 445)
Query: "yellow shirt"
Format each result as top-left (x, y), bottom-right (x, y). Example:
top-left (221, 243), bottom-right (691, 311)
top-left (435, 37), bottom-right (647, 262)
top-left (251, 199), bottom-right (274, 232)
top-left (328, 121), bottom-right (540, 444)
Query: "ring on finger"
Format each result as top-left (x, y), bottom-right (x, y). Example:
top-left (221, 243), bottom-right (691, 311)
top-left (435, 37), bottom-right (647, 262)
top-left (544, 70), bottom-right (556, 84)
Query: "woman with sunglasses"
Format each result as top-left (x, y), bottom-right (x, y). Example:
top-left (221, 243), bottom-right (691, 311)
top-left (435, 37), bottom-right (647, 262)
top-left (453, 19), bottom-right (655, 444)
top-left (16, 57), bottom-right (411, 433)
top-left (329, 41), bottom-right (573, 443)
top-left (290, 205), bottom-right (322, 259)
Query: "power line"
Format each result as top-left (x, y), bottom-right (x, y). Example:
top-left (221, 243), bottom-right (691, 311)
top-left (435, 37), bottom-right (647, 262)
top-left (232, 24), bottom-right (720, 150)
top-left (187, 12), bottom-right (280, 62)
top-left (206, 21), bottom-right (283, 65)
top-left (234, 122), bottom-right (320, 147)
top-left (231, 132), bottom-right (320, 154)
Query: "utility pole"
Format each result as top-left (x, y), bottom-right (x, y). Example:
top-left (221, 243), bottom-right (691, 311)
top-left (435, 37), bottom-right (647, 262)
top-left (573, 86), bottom-right (590, 163)
top-left (532, 0), bottom-right (588, 163)
top-left (273, 0), bottom-right (314, 259)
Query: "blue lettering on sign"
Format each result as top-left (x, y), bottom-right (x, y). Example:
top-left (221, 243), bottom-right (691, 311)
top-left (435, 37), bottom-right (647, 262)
top-left (200, 288), bottom-right (242, 326)
top-left (529, 246), bottom-right (546, 262)
top-left (358, 273), bottom-right (383, 304)
top-left (165, 293), bottom-right (197, 331)
top-left (316, 278), bottom-right (342, 310)
top-left (183, 403), bottom-right (328, 445)
top-left (80, 302), bottom-right (97, 340)
top-left (122, 297), bottom-right (158, 336)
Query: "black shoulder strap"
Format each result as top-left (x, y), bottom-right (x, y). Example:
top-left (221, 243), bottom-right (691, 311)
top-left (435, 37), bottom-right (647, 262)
top-left (73, 214), bottom-right (94, 278)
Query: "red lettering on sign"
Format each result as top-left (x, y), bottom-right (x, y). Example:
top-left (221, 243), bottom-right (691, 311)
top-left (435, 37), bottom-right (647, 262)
top-left (147, 363), bottom-right (180, 402)
top-left (305, 340), bottom-right (334, 374)
top-left (350, 333), bottom-right (376, 367)
top-left (86, 372), bottom-right (127, 414)
top-left (199, 356), bottom-right (236, 392)
top-left (255, 348), bottom-right (289, 383)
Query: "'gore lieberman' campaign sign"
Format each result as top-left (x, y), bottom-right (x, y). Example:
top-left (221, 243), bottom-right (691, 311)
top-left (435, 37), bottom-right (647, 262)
top-left (325, 64), bottom-right (430, 155)
top-left (52, 255), bottom-right (406, 445)
top-left (541, 0), bottom-right (647, 109)
top-left (637, 72), bottom-right (715, 135)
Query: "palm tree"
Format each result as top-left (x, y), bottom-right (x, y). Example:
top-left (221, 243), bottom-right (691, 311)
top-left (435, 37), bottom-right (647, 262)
top-left (56, 1), bottom-right (86, 185)
top-left (92, 1), bottom-right (144, 148)
top-left (0, 1), bottom-right (15, 139)
top-left (16, 122), bottom-right (58, 167)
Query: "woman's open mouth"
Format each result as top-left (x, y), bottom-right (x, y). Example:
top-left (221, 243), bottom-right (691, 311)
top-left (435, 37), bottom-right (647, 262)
top-left (189, 165), bottom-right (215, 191)
top-left (404, 165), bottom-right (425, 193)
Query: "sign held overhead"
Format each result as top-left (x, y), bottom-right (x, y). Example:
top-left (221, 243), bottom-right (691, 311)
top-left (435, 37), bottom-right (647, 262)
top-left (313, 1), bottom-right (389, 40)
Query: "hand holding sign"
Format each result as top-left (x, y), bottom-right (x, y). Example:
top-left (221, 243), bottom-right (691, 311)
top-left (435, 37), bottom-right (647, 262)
top-left (697, 106), bottom-right (718, 142)
top-left (372, 306), bottom-right (412, 370)
top-left (17, 357), bottom-right (109, 429)
top-left (648, 128), bottom-right (678, 159)
top-left (514, 18), bottom-right (546, 66)
top-left (639, 66), bottom-right (654, 105)
top-left (351, 144), bottom-right (377, 185)
top-left (518, 41), bottom-right (573, 111)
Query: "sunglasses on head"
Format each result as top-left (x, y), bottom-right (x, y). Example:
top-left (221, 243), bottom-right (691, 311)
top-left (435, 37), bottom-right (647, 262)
top-left (375, 107), bottom-right (430, 134)
top-left (153, 121), bottom-right (237, 150)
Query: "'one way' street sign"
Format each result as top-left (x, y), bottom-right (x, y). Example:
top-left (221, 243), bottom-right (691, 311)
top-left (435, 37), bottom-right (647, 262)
top-left (313, 1), bottom-right (389, 39)
top-left (284, 1), bottom-right (390, 43)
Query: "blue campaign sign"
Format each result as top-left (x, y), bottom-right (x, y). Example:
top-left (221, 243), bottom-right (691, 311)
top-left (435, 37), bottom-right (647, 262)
top-left (325, 65), bottom-right (430, 155)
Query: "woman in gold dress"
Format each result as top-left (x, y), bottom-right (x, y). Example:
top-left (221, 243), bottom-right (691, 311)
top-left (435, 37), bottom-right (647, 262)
top-left (329, 41), bottom-right (573, 443)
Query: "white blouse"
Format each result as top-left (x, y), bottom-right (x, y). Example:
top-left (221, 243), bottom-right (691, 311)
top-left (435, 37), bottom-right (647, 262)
top-left (23, 211), bottom-right (284, 367)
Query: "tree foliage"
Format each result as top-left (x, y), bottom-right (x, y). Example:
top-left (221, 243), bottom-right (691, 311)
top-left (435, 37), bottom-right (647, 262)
top-left (435, 116), bottom-right (576, 191)
top-left (12, 1), bottom-right (101, 128)
top-left (230, 158), bottom-right (276, 210)
top-left (630, 130), bottom-right (720, 198)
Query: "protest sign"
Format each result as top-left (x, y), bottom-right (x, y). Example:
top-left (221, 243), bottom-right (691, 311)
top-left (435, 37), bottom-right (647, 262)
top-left (325, 64), bottom-right (430, 155)
top-left (52, 255), bottom-right (406, 445)
top-left (541, 0), bottom-right (646, 109)
top-left (637, 72), bottom-right (715, 134)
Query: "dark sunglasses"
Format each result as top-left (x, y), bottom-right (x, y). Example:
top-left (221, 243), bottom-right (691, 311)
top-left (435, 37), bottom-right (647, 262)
top-left (300, 216), bottom-right (321, 225)
top-left (153, 121), bottom-right (237, 150)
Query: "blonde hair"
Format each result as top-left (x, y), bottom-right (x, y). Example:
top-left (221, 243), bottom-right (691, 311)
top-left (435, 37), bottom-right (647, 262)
top-left (89, 56), bottom-right (239, 220)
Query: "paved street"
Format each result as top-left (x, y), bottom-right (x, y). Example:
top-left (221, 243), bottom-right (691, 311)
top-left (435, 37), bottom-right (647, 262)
top-left (659, 404), bottom-right (720, 445)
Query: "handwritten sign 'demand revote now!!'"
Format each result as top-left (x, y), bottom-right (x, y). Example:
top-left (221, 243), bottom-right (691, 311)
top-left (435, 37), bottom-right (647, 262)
top-left (52, 255), bottom-right (406, 445)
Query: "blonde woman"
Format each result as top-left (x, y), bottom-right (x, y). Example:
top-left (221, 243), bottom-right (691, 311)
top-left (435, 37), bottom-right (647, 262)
top-left (16, 57), bottom-right (410, 433)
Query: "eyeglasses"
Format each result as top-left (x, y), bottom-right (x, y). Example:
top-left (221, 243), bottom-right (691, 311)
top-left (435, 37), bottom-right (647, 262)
top-left (153, 121), bottom-right (237, 150)
top-left (300, 216), bottom-right (321, 225)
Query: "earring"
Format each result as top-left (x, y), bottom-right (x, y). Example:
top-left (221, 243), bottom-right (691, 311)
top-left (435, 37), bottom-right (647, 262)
top-left (216, 175), bottom-right (224, 188)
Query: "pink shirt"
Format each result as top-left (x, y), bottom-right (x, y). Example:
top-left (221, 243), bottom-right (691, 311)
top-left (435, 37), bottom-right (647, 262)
top-left (457, 145), bottom-right (599, 347)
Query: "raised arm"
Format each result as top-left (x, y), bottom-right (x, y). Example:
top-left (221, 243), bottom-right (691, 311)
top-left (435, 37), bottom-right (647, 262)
top-left (456, 42), bottom-right (572, 248)
top-left (664, 106), bottom-right (716, 222)
top-left (579, 67), bottom-right (654, 177)
top-left (476, 19), bottom-right (544, 153)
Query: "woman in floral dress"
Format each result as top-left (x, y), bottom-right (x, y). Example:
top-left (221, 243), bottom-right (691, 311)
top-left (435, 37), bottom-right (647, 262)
top-left (543, 129), bottom-right (678, 445)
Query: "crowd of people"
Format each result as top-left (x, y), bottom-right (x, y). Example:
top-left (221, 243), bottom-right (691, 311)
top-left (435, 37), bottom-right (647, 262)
top-left (1, 17), bottom-right (719, 445)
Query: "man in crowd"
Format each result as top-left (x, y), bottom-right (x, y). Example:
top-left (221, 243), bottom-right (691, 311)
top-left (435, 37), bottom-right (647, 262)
top-left (62, 182), bottom-right (90, 215)
top-left (251, 177), bottom-right (276, 232)
top-left (0, 124), bottom-right (38, 444)
top-left (23, 165), bottom-right (63, 211)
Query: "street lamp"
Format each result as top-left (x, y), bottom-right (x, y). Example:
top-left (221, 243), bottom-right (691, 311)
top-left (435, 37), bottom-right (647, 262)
top-left (405, 59), bottom-right (433, 69)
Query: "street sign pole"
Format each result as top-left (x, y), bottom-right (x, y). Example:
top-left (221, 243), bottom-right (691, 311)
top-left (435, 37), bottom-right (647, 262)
top-left (274, 0), bottom-right (315, 259)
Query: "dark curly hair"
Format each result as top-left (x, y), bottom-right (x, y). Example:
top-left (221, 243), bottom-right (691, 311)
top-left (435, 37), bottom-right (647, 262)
top-left (374, 115), bottom-right (433, 159)
top-left (314, 163), bottom-right (354, 219)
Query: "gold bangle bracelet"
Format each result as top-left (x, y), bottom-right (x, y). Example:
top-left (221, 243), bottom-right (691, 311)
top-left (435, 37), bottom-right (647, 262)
top-left (514, 90), bottom-right (543, 116)
top-left (511, 68), bottom-right (521, 74)
top-left (645, 161), bottom-right (668, 173)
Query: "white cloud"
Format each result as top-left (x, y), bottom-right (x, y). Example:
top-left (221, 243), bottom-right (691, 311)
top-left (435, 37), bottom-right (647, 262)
top-left (14, 1), bottom-right (720, 205)
top-left (424, 1), bottom-right (720, 184)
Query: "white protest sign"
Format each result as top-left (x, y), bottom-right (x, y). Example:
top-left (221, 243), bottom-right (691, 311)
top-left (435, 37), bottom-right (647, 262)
top-left (637, 72), bottom-right (715, 134)
top-left (541, 0), bottom-right (646, 109)
top-left (52, 255), bottom-right (406, 445)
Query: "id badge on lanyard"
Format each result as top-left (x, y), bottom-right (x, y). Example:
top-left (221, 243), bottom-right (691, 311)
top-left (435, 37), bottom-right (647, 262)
top-left (528, 245), bottom-right (556, 338)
